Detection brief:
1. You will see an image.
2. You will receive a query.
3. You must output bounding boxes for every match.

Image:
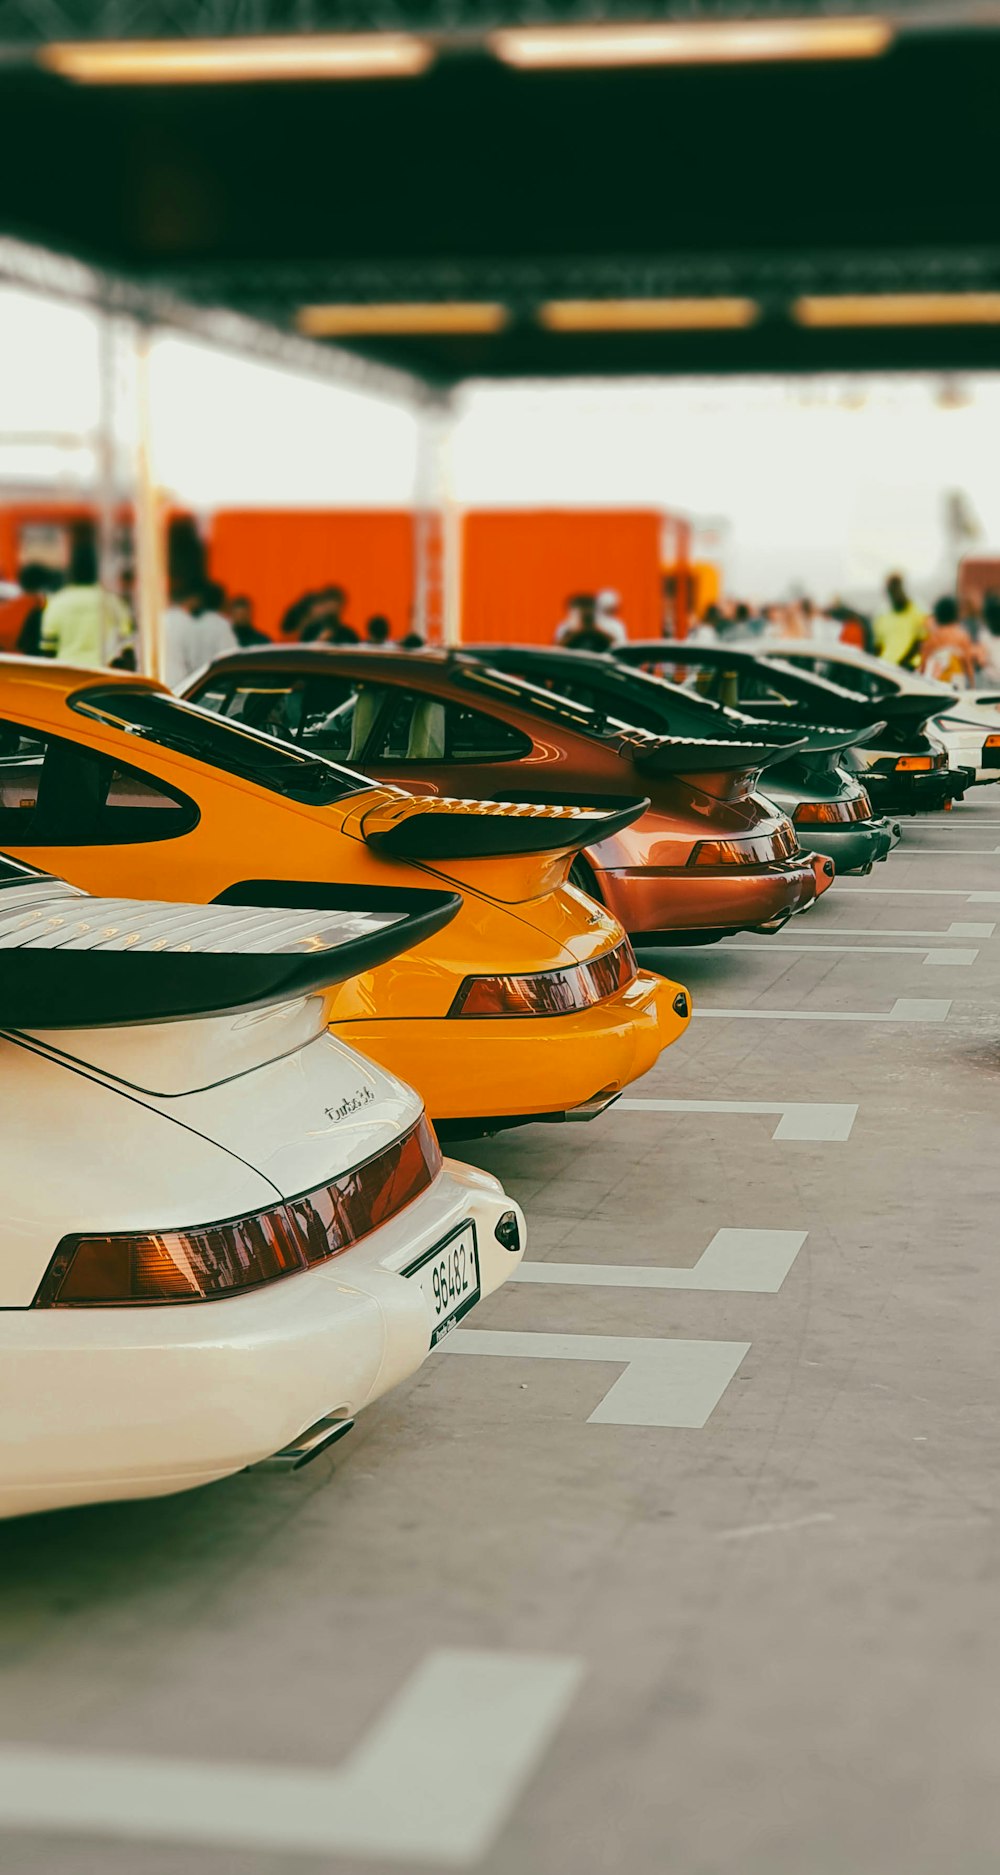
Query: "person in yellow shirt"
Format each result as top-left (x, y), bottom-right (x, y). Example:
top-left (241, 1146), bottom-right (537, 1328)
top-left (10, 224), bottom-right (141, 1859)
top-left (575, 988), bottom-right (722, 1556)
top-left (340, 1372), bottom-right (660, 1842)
top-left (39, 537), bottom-right (132, 668)
top-left (873, 573), bottom-right (928, 668)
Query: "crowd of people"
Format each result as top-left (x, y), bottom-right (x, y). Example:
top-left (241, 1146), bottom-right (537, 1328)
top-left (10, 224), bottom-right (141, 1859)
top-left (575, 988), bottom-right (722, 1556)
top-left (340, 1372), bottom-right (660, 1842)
top-left (554, 574), bottom-right (1000, 689)
top-left (5, 536), bottom-right (998, 698)
top-left (0, 538), bottom-right (424, 687)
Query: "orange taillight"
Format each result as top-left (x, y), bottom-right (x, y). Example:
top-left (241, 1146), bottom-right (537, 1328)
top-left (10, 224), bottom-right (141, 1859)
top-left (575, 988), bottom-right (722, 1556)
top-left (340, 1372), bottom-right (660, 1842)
top-left (34, 1118), bottom-right (441, 1307)
top-left (449, 938), bottom-right (637, 1018)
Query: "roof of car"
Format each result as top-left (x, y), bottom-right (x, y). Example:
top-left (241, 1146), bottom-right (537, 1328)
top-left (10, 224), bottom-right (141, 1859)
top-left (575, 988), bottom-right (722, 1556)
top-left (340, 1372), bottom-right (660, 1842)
top-left (759, 638), bottom-right (950, 696)
top-left (0, 654), bottom-right (164, 696)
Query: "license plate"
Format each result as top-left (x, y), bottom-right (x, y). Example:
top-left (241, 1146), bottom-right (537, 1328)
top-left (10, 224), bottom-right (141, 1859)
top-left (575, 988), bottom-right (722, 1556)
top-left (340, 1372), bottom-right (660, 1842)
top-left (404, 1222), bottom-right (480, 1346)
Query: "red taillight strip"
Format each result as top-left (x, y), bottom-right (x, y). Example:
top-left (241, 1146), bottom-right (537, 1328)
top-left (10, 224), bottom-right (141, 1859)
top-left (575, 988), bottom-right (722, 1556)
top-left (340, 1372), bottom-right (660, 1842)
top-left (448, 937), bottom-right (638, 1019)
top-left (33, 1116), bottom-right (442, 1307)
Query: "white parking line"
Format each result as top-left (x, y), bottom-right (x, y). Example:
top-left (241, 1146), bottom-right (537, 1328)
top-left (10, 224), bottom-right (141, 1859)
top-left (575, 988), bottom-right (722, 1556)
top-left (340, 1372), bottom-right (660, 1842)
top-left (513, 1228), bottom-right (807, 1294)
top-left (838, 888), bottom-right (1000, 899)
top-left (616, 1098), bottom-right (857, 1140)
top-left (798, 924), bottom-right (994, 937)
top-left (896, 847), bottom-right (1000, 855)
top-left (695, 998), bottom-right (951, 1022)
top-left (0, 1650), bottom-right (583, 1864)
top-left (710, 942), bottom-right (978, 964)
top-left (443, 1331), bottom-right (750, 1427)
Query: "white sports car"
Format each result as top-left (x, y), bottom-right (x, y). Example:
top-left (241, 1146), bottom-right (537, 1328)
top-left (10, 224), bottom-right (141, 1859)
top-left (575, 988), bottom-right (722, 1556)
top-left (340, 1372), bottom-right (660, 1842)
top-left (0, 855), bottom-right (525, 1518)
top-left (764, 641), bottom-right (1000, 784)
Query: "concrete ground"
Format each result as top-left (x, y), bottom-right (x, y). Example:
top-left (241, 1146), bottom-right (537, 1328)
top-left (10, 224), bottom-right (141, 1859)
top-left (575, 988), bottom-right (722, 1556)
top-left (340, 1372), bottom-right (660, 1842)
top-left (3, 791), bottom-right (1000, 1874)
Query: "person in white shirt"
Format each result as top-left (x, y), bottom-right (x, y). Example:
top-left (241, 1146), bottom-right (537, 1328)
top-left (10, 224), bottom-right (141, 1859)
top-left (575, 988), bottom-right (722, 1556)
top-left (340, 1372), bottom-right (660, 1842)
top-left (162, 583), bottom-right (238, 691)
top-left (594, 589), bottom-right (627, 648)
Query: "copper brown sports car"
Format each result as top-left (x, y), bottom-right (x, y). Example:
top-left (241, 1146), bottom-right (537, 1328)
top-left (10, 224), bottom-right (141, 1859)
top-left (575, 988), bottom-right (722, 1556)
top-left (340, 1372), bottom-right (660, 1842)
top-left (185, 646), bottom-right (835, 943)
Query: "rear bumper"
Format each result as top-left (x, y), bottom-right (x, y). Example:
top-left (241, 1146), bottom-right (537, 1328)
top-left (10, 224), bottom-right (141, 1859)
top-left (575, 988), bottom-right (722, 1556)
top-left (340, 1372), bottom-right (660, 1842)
top-left (0, 1161), bottom-right (524, 1519)
top-left (335, 969), bottom-right (690, 1122)
top-left (597, 854), bottom-right (829, 939)
top-left (799, 816), bottom-right (900, 876)
top-left (866, 768), bottom-right (970, 814)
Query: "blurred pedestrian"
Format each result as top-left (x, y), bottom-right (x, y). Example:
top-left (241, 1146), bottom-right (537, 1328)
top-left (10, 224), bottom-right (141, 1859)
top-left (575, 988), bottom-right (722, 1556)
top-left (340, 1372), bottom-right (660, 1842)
top-left (280, 590), bottom-right (316, 638)
top-left (226, 593), bottom-right (268, 647)
top-left (920, 595), bottom-right (981, 687)
top-left (162, 581), bottom-right (238, 690)
top-left (11, 563), bottom-right (61, 657)
top-left (301, 586), bottom-right (359, 644)
top-left (974, 591), bottom-right (1000, 687)
top-left (873, 573), bottom-right (928, 668)
top-left (365, 614), bottom-right (392, 646)
top-left (595, 589), bottom-right (627, 648)
top-left (39, 535), bottom-right (132, 668)
top-left (556, 594), bottom-right (618, 653)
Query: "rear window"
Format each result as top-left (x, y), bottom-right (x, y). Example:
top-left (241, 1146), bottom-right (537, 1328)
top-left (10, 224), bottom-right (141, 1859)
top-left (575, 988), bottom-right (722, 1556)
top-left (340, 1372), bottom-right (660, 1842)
top-left (70, 687), bottom-right (370, 807)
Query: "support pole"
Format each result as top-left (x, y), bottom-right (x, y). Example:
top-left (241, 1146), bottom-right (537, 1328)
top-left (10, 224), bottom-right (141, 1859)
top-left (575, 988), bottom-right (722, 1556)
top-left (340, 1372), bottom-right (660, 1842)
top-left (95, 313), bottom-right (119, 597)
top-left (132, 324), bottom-right (166, 682)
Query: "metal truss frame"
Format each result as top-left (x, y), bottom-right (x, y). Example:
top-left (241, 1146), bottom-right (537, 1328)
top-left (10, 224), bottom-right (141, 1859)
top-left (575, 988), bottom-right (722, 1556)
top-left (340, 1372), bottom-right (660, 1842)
top-left (164, 245), bottom-right (1000, 319)
top-left (0, 232), bottom-right (437, 405)
top-left (0, 0), bottom-right (996, 45)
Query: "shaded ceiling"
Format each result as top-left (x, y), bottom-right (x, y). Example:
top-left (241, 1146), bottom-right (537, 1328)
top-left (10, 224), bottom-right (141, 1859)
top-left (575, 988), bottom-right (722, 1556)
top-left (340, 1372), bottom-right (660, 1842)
top-left (1, 23), bottom-right (999, 380)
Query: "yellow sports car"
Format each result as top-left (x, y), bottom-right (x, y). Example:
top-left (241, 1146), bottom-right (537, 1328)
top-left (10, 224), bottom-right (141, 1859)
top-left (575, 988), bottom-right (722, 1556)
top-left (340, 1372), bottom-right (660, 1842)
top-left (0, 659), bottom-right (690, 1128)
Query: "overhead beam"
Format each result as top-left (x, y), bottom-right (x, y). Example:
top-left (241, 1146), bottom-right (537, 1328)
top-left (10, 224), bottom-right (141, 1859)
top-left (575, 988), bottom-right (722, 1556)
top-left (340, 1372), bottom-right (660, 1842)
top-left (0, 233), bottom-right (437, 408)
top-left (2, 1), bottom-right (1000, 44)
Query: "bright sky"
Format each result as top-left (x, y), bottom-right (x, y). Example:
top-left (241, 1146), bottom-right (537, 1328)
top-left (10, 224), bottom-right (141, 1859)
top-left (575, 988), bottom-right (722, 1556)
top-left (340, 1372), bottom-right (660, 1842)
top-left (2, 281), bottom-right (1000, 607)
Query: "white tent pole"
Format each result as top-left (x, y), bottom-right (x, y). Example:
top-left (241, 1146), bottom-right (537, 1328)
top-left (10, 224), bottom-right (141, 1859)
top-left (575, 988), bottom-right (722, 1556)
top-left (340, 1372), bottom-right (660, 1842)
top-left (133, 325), bottom-right (165, 683)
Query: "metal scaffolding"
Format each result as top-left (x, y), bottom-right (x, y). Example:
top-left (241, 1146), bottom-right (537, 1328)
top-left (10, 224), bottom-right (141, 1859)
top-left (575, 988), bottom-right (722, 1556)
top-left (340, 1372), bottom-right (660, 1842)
top-left (0, 0), bottom-right (995, 43)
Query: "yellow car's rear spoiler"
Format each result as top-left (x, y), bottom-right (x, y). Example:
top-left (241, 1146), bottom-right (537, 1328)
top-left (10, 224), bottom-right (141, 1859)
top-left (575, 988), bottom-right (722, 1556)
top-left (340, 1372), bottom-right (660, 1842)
top-left (358, 792), bottom-right (649, 860)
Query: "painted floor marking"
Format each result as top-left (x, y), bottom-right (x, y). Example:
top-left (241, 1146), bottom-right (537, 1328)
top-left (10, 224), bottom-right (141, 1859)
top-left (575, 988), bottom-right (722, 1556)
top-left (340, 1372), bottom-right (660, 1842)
top-left (896, 846), bottom-right (1000, 855)
top-left (0, 1650), bottom-right (583, 1864)
top-left (513, 1228), bottom-right (807, 1294)
top-left (695, 998), bottom-right (951, 1023)
top-left (837, 887), bottom-right (1000, 899)
top-left (710, 941), bottom-right (977, 965)
top-left (443, 1330), bottom-right (749, 1427)
top-left (798, 923), bottom-right (994, 938)
top-left (616, 1097), bottom-right (857, 1140)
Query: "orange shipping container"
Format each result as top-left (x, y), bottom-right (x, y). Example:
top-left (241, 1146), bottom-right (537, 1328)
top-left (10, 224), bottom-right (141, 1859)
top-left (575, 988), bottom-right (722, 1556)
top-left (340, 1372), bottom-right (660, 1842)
top-left (209, 510), bottom-right (416, 640)
top-left (461, 509), bottom-right (668, 645)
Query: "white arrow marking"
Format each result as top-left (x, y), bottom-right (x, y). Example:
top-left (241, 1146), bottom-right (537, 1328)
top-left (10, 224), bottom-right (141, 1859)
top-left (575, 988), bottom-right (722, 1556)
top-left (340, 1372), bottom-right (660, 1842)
top-left (442, 1331), bottom-right (750, 1428)
top-left (512, 1228), bottom-right (806, 1294)
top-left (694, 998), bottom-right (951, 1022)
top-left (616, 1098), bottom-right (856, 1140)
top-left (0, 1650), bottom-right (583, 1865)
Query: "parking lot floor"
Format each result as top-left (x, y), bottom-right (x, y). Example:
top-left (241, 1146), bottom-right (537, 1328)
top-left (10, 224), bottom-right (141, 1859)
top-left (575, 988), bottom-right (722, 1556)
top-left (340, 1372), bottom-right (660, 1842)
top-left (2, 790), bottom-right (1000, 1874)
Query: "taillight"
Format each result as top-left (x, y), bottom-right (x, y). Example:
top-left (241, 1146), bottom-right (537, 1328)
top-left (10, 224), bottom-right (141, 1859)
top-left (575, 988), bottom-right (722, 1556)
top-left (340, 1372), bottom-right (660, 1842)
top-left (689, 824), bottom-right (800, 867)
top-left (793, 793), bottom-right (873, 826)
top-left (793, 801), bottom-right (854, 826)
top-left (449, 937), bottom-right (637, 1018)
top-left (894, 754), bottom-right (944, 772)
top-left (33, 1116), bottom-right (441, 1307)
top-left (985, 735), bottom-right (1000, 751)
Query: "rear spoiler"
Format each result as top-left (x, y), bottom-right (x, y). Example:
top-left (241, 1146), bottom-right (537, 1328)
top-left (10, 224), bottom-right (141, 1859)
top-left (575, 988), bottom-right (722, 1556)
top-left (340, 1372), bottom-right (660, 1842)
top-left (0, 874), bottom-right (460, 1029)
top-left (869, 693), bottom-right (955, 734)
top-left (784, 721), bottom-right (887, 757)
top-left (625, 732), bottom-right (807, 777)
top-left (356, 792), bottom-right (649, 860)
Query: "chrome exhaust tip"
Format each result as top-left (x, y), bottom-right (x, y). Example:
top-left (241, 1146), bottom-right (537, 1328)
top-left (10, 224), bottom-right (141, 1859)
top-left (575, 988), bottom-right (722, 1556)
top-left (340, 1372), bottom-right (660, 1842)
top-left (250, 1414), bottom-right (355, 1474)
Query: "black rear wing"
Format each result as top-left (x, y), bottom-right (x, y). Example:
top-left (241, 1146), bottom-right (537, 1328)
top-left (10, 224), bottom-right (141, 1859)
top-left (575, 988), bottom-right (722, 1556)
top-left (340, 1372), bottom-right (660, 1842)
top-left (357, 792), bottom-right (648, 859)
top-left (626, 733), bottom-right (806, 777)
top-left (0, 871), bottom-right (460, 1029)
top-left (784, 721), bottom-right (888, 757)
